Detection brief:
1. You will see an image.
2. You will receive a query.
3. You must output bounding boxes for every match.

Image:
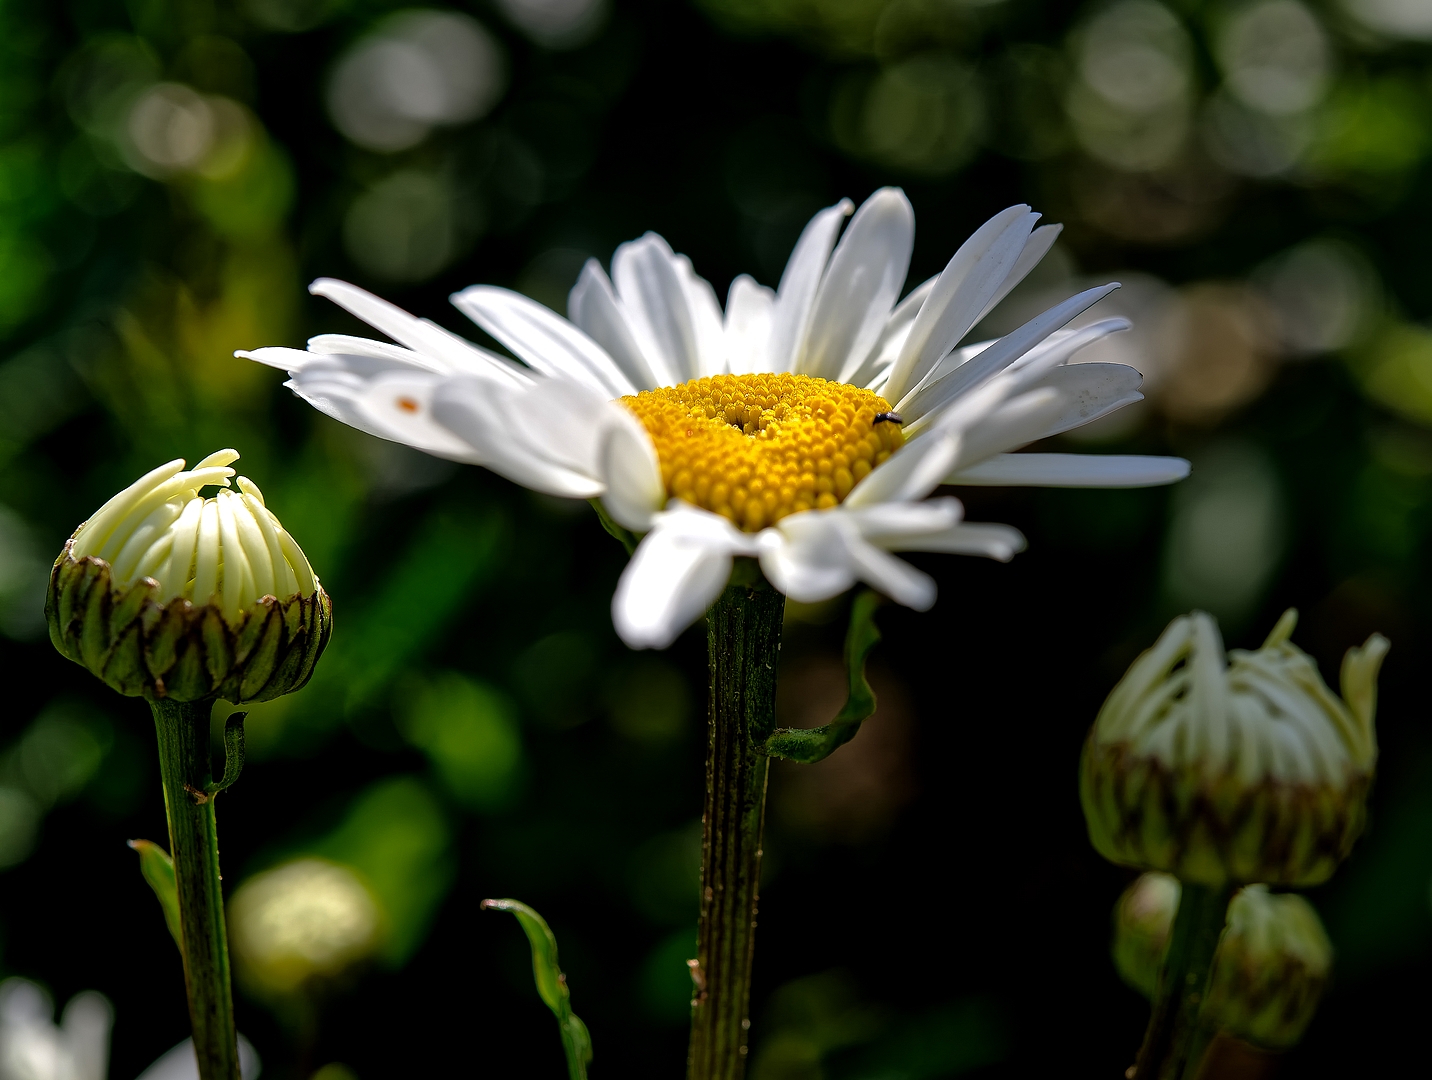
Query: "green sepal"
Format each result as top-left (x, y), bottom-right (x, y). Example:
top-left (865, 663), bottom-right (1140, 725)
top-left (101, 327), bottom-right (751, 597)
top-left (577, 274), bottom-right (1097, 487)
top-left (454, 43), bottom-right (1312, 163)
top-left (482, 898), bottom-right (592, 1080)
top-left (590, 498), bottom-right (637, 555)
top-left (205, 712), bottom-right (246, 796)
top-left (762, 589), bottom-right (881, 764)
top-left (129, 838), bottom-right (182, 949)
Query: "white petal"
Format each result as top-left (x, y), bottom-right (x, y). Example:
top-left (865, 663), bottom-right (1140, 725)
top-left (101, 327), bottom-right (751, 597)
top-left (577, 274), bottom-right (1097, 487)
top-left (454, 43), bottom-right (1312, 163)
top-left (797, 187), bottom-right (915, 382)
top-left (309, 278), bottom-right (514, 380)
top-left (766, 199), bottom-right (853, 373)
top-left (883, 205), bottom-right (1038, 403)
top-left (305, 334), bottom-right (474, 376)
top-left (1006, 318), bottom-right (1131, 376)
top-left (450, 285), bottom-right (637, 398)
top-left (902, 522), bottom-right (1027, 560)
top-left (611, 233), bottom-right (706, 385)
top-left (240, 346), bottom-right (327, 373)
top-left (759, 510), bottom-right (934, 609)
top-left (346, 372), bottom-right (488, 461)
top-left (600, 409), bottom-right (665, 531)
top-left (724, 274), bottom-right (774, 375)
top-left (674, 253), bottom-right (727, 376)
top-left (945, 386), bottom-right (1065, 472)
top-left (842, 496), bottom-right (964, 545)
top-left (972, 223), bottom-right (1064, 328)
top-left (1025, 362), bottom-right (1145, 441)
top-left (429, 378), bottom-right (607, 499)
top-left (947, 453), bottom-right (1191, 487)
top-left (757, 512), bottom-right (858, 602)
top-left (852, 275), bottom-right (936, 392)
top-left (844, 430), bottom-right (962, 507)
top-left (900, 283), bottom-right (1120, 432)
top-left (612, 505), bottom-right (757, 649)
top-left (569, 259), bottom-right (665, 389)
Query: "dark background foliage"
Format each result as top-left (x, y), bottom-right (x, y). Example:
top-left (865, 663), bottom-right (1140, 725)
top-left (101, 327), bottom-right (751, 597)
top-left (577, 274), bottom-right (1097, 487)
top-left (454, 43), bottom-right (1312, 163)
top-left (0, 0), bottom-right (1429, 1076)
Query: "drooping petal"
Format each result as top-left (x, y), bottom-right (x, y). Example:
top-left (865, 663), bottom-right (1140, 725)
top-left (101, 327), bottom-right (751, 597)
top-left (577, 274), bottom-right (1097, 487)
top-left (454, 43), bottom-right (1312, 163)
top-left (450, 285), bottom-right (637, 398)
top-left (947, 453), bottom-right (1191, 487)
top-left (759, 510), bottom-right (935, 609)
top-left (724, 274), bottom-right (774, 375)
top-left (900, 522), bottom-right (1028, 560)
top-left (600, 410), bottom-right (665, 531)
top-left (348, 371), bottom-right (493, 462)
top-left (612, 505), bottom-right (758, 649)
top-left (611, 233), bottom-right (708, 385)
top-left (883, 205), bottom-right (1039, 403)
top-left (568, 258), bottom-right (665, 390)
top-left (766, 199), bottom-right (853, 373)
top-left (798, 187), bottom-right (915, 382)
top-left (427, 378), bottom-right (607, 499)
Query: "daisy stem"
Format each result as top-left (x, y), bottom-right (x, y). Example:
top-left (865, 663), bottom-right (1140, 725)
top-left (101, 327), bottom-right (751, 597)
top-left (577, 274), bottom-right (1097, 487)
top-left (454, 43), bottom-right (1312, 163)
top-left (151, 698), bottom-right (242, 1080)
top-left (688, 574), bottom-right (784, 1080)
top-left (1131, 881), bottom-right (1232, 1080)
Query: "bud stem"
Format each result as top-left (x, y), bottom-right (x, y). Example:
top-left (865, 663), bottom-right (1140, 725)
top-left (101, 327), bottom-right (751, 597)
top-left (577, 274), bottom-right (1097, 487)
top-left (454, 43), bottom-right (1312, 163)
top-left (687, 578), bottom-right (783, 1080)
top-left (1131, 882), bottom-right (1234, 1080)
top-left (151, 698), bottom-right (242, 1080)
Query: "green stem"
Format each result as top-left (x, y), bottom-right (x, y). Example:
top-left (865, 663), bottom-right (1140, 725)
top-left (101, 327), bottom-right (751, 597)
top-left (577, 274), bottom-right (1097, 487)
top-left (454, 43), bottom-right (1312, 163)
top-left (1131, 882), bottom-right (1233, 1080)
top-left (687, 578), bottom-right (784, 1080)
top-left (151, 698), bottom-right (241, 1080)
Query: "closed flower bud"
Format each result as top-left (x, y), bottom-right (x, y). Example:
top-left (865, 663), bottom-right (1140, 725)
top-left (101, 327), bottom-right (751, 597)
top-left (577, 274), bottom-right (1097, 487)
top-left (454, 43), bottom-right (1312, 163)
top-left (1081, 609), bottom-right (1388, 887)
top-left (47, 450), bottom-right (331, 704)
top-left (1112, 873), bottom-right (1332, 1050)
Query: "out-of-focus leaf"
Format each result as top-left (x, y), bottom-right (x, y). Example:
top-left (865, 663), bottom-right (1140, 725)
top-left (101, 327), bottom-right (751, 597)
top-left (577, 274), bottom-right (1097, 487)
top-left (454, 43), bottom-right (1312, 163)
top-left (764, 590), bottom-right (880, 764)
top-left (129, 838), bottom-right (181, 948)
top-left (481, 898), bottom-right (592, 1080)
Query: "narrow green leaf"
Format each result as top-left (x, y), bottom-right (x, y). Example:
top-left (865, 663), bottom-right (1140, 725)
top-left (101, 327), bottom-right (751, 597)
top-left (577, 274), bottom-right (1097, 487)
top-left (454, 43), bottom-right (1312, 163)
top-left (129, 838), bottom-right (182, 948)
top-left (763, 589), bottom-right (882, 764)
top-left (205, 711), bottom-right (246, 796)
top-left (482, 898), bottom-right (592, 1080)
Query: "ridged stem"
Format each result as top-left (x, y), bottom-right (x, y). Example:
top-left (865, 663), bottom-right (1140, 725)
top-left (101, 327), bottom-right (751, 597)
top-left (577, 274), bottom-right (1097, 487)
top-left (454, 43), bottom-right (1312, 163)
top-left (150, 698), bottom-right (241, 1080)
top-left (1131, 882), bottom-right (1233, 1080)
top-left (687, 579), bottom-right (784, 1080)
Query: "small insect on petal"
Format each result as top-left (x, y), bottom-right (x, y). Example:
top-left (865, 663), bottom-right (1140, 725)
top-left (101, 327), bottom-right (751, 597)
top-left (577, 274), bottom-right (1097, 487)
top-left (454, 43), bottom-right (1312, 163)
top-left (396, 397), bottom-right (421, 414)
top-left (873, 412), bottom-right (903, 425)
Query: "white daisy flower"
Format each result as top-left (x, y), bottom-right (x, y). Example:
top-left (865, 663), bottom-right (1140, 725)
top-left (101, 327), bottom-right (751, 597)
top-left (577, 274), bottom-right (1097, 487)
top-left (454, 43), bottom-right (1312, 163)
top-left (241, 189), bottom-right (1188, 648)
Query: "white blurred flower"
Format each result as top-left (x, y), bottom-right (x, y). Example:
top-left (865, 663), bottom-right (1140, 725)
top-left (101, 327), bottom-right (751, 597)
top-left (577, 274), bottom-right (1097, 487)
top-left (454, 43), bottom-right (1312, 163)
top-left (135, 1037), bottom-right (260, 1080)
top-left (1217, 1), bottom-right (1331, 116)
top-left (0, 980), bottom-right (110, 1080)
top-left (1067, 0), bottom-right (1195, 171)
top-left (229, 858), bottom-right (383, 996)
top-left (327, 10), bottom-right (506, 153)
top-left (243, 191), bottom-right (1189, 648)
top-left (1254, 238), bottom-right (1380, 356)
top-left (494, 0), bottom-right (608, 48)
top-left (1341, 0), bottom-right (1432, 40)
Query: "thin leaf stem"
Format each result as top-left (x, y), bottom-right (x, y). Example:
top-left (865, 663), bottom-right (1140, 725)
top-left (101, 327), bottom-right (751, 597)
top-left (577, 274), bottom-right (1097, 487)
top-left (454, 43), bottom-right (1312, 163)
top-left (150, 698), bottom-right (241, 1080)
top-left (687, 580), bottom-right (784, 1080)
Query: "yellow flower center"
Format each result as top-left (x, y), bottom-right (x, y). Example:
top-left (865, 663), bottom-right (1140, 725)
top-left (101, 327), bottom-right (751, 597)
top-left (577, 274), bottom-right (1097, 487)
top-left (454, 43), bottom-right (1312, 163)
top-left (621, 373), bottom-right (905, 532)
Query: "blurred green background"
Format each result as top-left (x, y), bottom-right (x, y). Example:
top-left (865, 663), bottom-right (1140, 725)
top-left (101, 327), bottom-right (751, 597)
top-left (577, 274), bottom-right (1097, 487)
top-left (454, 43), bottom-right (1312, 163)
top-left (1, 0), bottom-right (1429, 1076)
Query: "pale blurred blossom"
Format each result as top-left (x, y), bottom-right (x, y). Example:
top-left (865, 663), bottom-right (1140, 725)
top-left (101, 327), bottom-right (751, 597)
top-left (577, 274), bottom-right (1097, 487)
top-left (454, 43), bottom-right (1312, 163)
top-left (1217, 1), bottom-right (1330, 116)
top-left (0, 980), bottom-right (109, 1080)
top-left (327, 10), bottom-right (506, 153)
top-left (1341, 0), bottom-right (1432, 40)
top-left (1066, 1), bottom-right (1196, 171)
top-left (494, 0), bottom-right (608, 48)
top-left (124, 84), bottom-right (254, 179)
top-left (1254, 239), bottom-right (1381, 356)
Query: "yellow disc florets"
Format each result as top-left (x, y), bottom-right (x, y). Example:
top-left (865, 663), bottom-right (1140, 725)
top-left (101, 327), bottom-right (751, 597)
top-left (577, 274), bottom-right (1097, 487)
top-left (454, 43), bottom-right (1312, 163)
top-left (621, 374), bottom-right (905, 532)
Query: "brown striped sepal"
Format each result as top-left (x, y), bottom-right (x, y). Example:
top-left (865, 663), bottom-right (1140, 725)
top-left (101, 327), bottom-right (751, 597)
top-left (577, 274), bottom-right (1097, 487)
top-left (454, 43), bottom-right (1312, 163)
top-left (46, 538), bottom-right (332, 703)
